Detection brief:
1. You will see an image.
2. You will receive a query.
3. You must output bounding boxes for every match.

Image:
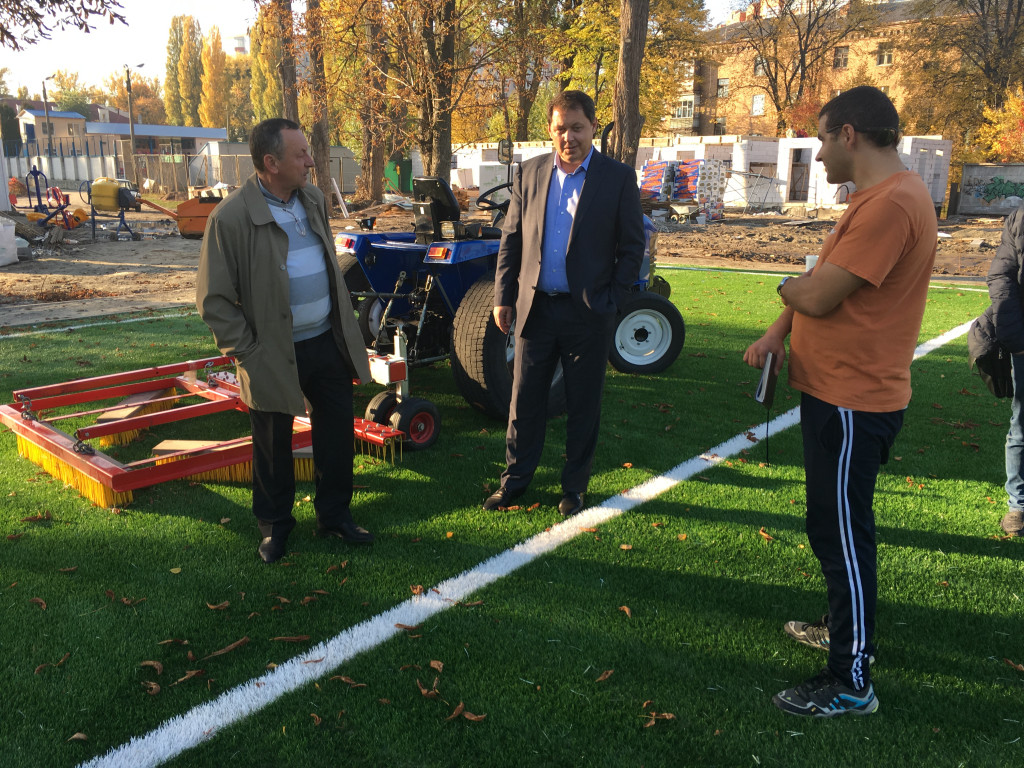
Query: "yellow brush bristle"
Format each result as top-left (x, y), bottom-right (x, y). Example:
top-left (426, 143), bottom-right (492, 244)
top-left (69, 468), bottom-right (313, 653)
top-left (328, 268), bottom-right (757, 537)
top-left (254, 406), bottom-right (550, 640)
top-left (16, 436), bottom-right (133, 508)
top-left (99, 390), bottom-right (175, 447)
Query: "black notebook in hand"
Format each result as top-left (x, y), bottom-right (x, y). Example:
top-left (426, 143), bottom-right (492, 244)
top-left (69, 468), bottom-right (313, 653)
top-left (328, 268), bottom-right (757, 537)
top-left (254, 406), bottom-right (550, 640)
top-left (755, 352), bottom-right (778, 409)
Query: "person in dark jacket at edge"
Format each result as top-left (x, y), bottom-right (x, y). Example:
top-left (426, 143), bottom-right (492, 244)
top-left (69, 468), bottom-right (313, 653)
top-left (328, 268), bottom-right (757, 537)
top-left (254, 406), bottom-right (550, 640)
top-left (987, 202), bottom-right (1024, 537)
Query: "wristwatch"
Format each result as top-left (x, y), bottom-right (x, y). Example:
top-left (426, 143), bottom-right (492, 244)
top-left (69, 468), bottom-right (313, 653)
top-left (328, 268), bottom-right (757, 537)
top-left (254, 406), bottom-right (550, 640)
top-left (777, 276), bottom-right (791, 297)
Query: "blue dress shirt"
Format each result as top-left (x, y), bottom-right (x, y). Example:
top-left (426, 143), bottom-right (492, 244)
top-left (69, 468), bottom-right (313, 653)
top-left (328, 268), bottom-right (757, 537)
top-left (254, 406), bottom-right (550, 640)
top-left (536, 148), bottom-right (594, 293)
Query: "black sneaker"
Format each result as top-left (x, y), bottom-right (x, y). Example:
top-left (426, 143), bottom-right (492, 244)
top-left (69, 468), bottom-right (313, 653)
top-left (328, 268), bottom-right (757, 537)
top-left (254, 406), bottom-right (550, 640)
top-left (784, 614), bottom-right (831, 651)
top-left (773, 669), bottom-right (878, 718)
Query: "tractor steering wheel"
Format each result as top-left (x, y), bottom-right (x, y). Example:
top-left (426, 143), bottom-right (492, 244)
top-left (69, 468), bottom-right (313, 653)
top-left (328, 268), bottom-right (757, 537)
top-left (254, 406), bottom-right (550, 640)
top-left (476, 182), bottom-right (512, 213)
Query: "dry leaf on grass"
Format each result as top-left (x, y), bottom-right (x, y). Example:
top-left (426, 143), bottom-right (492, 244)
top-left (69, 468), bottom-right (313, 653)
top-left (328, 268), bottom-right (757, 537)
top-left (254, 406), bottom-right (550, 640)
top-left (202, 637), bottom-right (250, 660)
top-left (141, 681), bottom-right (161, 695)
top-left (34, 663), bottom-right (49, 674)
top-left (309, 713), bottom-right (322, 726)
top-left (140, 660), bottom-right (164, 675)
top-left (619, 605), bottom-right (632, 619)
top-left (430, 659), bottom-right (444, 673)
top-left (462, 600), bottom-right (484, 607)
top-left (206, 601), bottom-right (229, 610)
top-left (463, 710), bottom-right (487, 722)
top-left (301, 596), bottom-right (317, 606)
top-left (157, 638), bottom-right (189, 646)
top-left (677, 534), bottom-right (687, 541)
top-left (67, 732), bottom-right (88, 742)
top-left (55, 652), bottom-right (70, 667)
top-left (619, 544), bottom-right (633, 551)
top-left (758, 527), bottom-right (774, 541)
top-left (1005, 658), bottom-right (1024, 672)
top-left (6, 533), bottom-right (24, 540)
top-left (331, 675), bottom-right (367, 688)
top-left (170, 670), bottom-right (204, 686)
top-left (21, 512), bottom-right (52, 522)
top-left (417, 678), bottom-right (440, 699)
top-left (58, 566), bottom-right (77, 573)
top-left (271, 636), bottom-right (311, 643)
top-left (400, 664), bottom-right (422, 672)
top-left (410, 585), bottom-right (424, 595)
top-left (396, 623), bottom-right (421, 631)
top-left (29, 597), bottom-right (46, 610)
top-left (595, 669), bottom-right (614, 682)
top-left (445, 701), bottom-right (466, 721)
top-left (169, 568), bottom-right (182, 574)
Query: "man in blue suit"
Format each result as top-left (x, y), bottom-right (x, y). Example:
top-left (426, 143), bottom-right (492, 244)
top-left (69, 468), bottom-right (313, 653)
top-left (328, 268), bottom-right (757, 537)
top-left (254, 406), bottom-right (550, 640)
top-left (483, 90), bottom-right (645, 517)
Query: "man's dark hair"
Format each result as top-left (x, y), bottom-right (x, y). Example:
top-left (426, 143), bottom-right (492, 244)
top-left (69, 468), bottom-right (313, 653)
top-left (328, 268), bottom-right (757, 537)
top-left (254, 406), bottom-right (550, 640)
top-left (250, 118), bottom-right (301, 172)
top-left (819, 85), bottom-right (901, 148)
top-left (547, 90), bottom-right (597, 125)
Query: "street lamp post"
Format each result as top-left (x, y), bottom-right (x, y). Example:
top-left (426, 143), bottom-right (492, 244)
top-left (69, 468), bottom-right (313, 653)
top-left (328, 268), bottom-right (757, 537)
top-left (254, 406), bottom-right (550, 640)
top-left (40, 75), bottom-right (55, 166)
top-left (125, 63), bottom-right (144, 188)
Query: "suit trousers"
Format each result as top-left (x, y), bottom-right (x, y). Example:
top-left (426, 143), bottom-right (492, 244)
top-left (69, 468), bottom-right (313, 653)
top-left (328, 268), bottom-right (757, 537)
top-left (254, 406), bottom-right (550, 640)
top-left (502, 292), bottom-right (615, 495)
top-left (800, 392), bottom-right (903, 691)
top-left (249, 330), bottom-right (355, 539)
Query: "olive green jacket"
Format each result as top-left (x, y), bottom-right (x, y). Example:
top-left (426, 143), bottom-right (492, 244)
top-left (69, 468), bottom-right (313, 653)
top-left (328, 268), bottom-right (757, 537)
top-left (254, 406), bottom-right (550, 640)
top-left (196, 173), bottom-right (370, 415)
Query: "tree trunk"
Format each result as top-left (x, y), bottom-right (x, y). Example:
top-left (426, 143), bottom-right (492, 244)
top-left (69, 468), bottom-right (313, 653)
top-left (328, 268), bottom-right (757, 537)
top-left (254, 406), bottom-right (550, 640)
top-left (357, 5), bottom-right (388, 203)
top-left (609, 0), bottom-right (648, 167)
top-left (305, 0), bottom-right (332, 206)
top-left (275, 0), bottom-right (299, 123)
top-left (416, 0), bottom-right (455, 177)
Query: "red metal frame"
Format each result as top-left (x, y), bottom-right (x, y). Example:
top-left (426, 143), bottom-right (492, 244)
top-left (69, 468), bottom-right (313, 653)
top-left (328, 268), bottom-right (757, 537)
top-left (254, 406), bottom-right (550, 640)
top-left (0, 356), bottom-right (404, 502)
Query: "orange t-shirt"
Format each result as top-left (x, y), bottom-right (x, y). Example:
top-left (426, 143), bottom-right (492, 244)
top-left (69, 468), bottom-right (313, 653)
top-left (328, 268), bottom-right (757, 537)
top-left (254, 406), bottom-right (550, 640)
top-left (788, 171), bottom-right (937, 412)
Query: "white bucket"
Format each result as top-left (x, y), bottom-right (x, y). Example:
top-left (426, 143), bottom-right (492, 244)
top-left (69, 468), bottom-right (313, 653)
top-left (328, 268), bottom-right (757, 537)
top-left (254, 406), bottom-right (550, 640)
top-left (805, 253), bottom-right (818, 270)
top-left (0, 219), bottom-right (17, 267)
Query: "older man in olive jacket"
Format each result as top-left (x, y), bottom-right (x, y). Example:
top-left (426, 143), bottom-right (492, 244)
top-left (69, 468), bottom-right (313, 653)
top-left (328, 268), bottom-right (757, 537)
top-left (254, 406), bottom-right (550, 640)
top-left (197, 118), bottom-right (373, 563)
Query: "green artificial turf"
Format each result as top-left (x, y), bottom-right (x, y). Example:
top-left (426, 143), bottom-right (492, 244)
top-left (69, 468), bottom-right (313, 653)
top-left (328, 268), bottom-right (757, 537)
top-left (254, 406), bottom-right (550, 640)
top-left (1, 273), bottom-right (1021, 768)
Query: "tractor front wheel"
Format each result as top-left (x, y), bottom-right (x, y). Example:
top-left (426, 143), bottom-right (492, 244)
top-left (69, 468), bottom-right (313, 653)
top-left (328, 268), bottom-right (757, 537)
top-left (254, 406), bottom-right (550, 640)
top-left (364, 391), bottom-right (398, 424)
top-left (609, 292), bottom-right (685, 374)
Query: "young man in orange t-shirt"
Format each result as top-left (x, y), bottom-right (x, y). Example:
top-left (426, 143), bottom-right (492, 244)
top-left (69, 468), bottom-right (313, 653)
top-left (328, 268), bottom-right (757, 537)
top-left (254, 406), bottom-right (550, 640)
top-left (744, 86), bottom-right (937, 717)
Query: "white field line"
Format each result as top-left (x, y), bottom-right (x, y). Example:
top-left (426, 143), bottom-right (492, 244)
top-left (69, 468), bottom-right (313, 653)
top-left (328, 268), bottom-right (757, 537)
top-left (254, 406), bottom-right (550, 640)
top-left (78, 321), bottom-right (973, 768)
top-left (0, 309), bottom-right (197, 339)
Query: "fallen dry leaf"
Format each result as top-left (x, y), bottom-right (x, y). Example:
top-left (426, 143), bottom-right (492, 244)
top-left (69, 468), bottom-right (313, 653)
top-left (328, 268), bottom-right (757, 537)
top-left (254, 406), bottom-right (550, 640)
top-left (157, 638), bottom-right (189, 646)
top-left (399, 664), bottom-right (422, 672)
top-left (300, 596), bottom-right (317, 606)
top-left (331, 675), bottom-right (367, 688)
top-left (622, 462), bottom-right (633, 468)
top-left (275, 596), bottom-right (290, 604)
top-left (206, 601), bottom-right (229, 611)
top-left (677, 533), bottom-right (687, 541)
top-left (170, 670), bottom-right (204, 686)
top-left (309, 713), bottom-right (322, 726)
top-left (758, 527), bottom-right (774, 541)
top-left (641, 699), bottom-right (654, 709)
top-left (271, 636), bottom-right (310, 643)
top-left (396, 623), bottom-right (421, 631)
top-left (29, 597), bottom-right (47, 610)
top-left (220, 517), bottom-right (231, 525)
top-left (527, 502), bottom-right (540, 511)
top-left (169, 568), bottom-right (182, 574)
top-left (582, 527), bottom-right (598, 533)
top-left (378, 698), bottom-right (391, 705)
top-left (67, 732), bottom-right (88, 742)
top-left (312, 589), bottom-right (329, 595)
top-left (202, 637), bottom-right (250, 660)
top-left (55, 652), bottom-right (70, 667)
top-left (463, 710), bottom-right (487, 722)
top-left (619, 605), bottom-right (632, 619)
top-left (303, 657), bottom-right (325, 665)
top-left (21, 512), bottom-right (52, 522)
top-left (6, 533), bottom-right (24, 540)
top-left (140, 660), bottom-right (164, 675)
top-left (619, 544), bottom-right (633, 551)
top-left (446, 531), bottom-right (454, 538)
top-left (430, 659), bottom-right (444, 673)
top-left (1005, 658), bottom-right (1024, 673)
top-left (595, 669), bottom-right (614, 682)
top-left (34, 663), bottom-right (49, 674)
top-left (417, 678), bottom-right (439, 699)
top-left (410, 585), bottom-right (424, 595)
top-left (445, 701), bottom-right (466, 721)
top-left (141, 681), bottom-right (161, 695)
top-left (462, 600), bottom-right (484, 607)
top-left (57, 566), bottom-right (78, 573)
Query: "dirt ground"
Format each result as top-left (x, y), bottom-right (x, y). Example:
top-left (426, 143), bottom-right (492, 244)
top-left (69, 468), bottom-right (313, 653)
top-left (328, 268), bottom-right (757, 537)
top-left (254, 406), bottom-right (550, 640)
top-left (0, 198), bottom-right (1004, 330)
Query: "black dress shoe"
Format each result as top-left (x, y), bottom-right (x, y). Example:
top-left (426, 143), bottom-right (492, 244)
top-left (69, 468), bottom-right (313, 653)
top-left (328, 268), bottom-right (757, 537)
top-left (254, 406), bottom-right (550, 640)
top-left (558, 492), bottom-right (585, 517)
top-left (482, 486), bottom-right (524, 511)
top-left (316, 521), bottom-right (375, 545)
top-left (258, 536), bottom-right (288, 563)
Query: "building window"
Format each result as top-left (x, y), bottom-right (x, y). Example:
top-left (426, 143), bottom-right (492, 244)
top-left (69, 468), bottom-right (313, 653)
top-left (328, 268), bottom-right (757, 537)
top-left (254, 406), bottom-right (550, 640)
top-left (68, 123), bottom-right (83, 136)
top-left (834, 46), bottom-right (849, 69)
top-left (751, 94), bottom-right (765, 116)
top-left (674, 97), bottom-right (694, 119)
top-left (717, 78), bottom-right (729, 98)
top-left (714, 117), bottom-right (727, 135)
top-left (40, 121), bottom-right (54, 135)
top-left (754, 56), bottom-right (767, 76)
top-left (876, 43), bottom-right (893, 66)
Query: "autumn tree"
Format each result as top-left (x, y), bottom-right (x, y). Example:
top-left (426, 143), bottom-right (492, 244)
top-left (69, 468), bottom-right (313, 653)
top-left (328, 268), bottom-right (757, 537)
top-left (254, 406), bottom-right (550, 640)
top-left (273, 0), bottom-right (299, 122)
top-left (0, 0), bottom-right (126, 51)
top-left (165, 16), bottom-right (185, 125)
top-left (608, 0), bottom-right (649, 167)
top-left (725, 0), bottom-right (879, 136)
top-left (226, 54), bottom-right (254, 141)
top-left (199, 26), bottom-right (229, 128)
top-left (303, 0), bottom-right (332, 204)
top-left (177, 16), bottom-right (204, 126)
top-left (977, 86), bottom-right (1024, 161)
top-left (49, 70), bottom-right (94, 116)
top-left (103, 71), bottom-right (165, 124)
top-left (250, 4), bottom-right (284, 123)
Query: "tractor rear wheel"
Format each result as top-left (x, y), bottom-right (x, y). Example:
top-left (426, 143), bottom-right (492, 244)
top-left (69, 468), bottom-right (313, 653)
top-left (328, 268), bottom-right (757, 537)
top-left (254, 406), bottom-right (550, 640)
top-left (338, 253), bottom-right (370, 314)
top-left (451, 275), bottom-right (566, 421)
